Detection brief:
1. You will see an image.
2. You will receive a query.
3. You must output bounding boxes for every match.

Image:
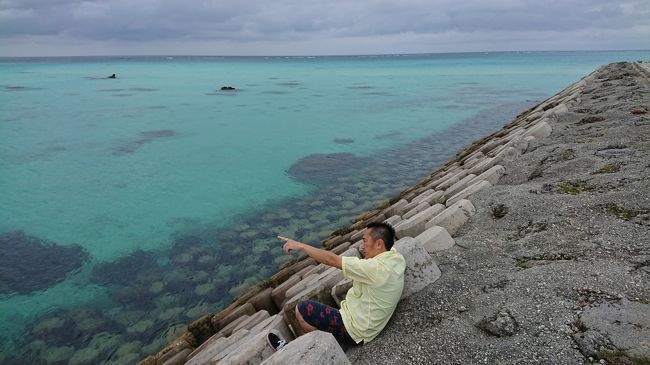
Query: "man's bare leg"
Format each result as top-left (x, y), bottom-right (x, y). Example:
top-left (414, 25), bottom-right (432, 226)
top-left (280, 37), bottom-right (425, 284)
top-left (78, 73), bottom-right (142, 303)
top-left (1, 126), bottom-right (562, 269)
top-left (295, 305), bottom-right (317, 333)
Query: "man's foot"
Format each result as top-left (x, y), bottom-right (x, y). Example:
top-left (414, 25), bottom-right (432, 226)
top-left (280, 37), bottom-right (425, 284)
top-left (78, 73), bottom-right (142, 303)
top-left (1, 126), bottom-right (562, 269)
top-left (266, 331), bottom-right (287, 351)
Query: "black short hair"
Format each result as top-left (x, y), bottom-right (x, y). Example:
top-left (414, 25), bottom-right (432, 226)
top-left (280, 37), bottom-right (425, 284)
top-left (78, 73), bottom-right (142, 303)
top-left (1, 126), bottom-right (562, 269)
top-left (366, 222), bottom-right (396, 250)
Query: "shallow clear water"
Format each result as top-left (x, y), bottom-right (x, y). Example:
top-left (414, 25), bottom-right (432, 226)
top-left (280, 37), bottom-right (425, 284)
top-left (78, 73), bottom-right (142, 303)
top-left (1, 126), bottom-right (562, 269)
top-left (1, 51), bottom-right (648, 363)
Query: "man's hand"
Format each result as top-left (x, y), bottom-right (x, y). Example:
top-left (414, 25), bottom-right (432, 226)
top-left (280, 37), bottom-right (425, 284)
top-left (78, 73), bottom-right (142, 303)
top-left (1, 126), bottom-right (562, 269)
top-left (277, 235), bottom-right (342, 269)
top-left (278, 236), bottom-right (304, 254)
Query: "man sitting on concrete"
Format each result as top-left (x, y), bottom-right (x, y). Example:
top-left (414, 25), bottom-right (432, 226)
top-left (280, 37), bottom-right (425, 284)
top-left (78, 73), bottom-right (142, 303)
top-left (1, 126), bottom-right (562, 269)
top-left (278, 222), bottom-right (405, 345)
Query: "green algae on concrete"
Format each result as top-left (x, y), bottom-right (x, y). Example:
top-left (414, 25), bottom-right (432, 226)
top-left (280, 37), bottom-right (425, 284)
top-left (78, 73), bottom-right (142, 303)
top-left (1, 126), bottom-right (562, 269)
top-left (557, 180), bottom-right (593, 194)
top-left (605, 203), bottom-right (650, 221)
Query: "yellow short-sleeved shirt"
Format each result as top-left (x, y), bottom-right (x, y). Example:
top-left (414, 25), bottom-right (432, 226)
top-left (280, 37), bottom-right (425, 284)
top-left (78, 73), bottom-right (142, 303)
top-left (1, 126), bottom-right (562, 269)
top-left (340, 248), bottom-right (405, 343)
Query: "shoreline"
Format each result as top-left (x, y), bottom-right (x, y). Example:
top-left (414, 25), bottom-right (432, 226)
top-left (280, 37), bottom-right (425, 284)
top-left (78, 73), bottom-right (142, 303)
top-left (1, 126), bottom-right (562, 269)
top-left (138, 62), bottom-right (650, 364)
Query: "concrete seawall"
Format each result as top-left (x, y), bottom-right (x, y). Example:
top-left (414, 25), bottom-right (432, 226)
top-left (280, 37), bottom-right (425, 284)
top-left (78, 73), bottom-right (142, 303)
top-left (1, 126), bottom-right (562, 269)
top-left (139, 61), bottom-right (650, 365)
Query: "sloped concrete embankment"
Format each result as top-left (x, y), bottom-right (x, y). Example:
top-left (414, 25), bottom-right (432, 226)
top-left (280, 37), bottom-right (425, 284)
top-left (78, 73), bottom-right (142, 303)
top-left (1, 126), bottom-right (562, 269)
top-left (138, 61), bottom-right (649, 365)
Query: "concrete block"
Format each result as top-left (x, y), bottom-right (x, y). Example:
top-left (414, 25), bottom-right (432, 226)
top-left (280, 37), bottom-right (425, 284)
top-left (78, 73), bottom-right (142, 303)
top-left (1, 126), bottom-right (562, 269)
top-left (217, 331), bottom-right (274, 365)
top-left (402, 201), bottom-right (431, 220)
top-left (350, 229), bottom-right (364, 242)
top-left (261, 331), bottom-right (351, 365)
top-left (271, 275), bottom-right (301, 310)
top-left (410, 188), bottom-right (435, 203)
top-left (504, 127), bottom-right (526, 140)
top-left (295, 264), bottom-right (317, 279)
top-left (524, 120), bottom-right (552, 139)
top-left (415, 225), bottom-right (455, 252)
top-left (437, 169), bottom-right (469, 190)
top-left (216, 314), bottom-right (250, 338)
top-left (247, 287), bottom-right (278, 315)
top-left (219, 315), bottom-right (295, 365)
top-left (383, 215), bottom-right (402, 227)
top-left (394, 203), bottom-right (445, 239)
top-left (415, 190), bottom-right (446, 205)
top-left (444, 173), bottom-right (477, 199)
top-left (525, 110), bottom-right (543, 122)
top-left (463, 151), bottom-right (485, 165)
top-left (340, 247), bottom-right (361, 258)
top-left (233, 310), bottom-right (271, 332)
top-left (301, 264), bottom-right (330, 278)
top-left (157, 341), bottom-right (192, 365)
top-left (331, 279), bottom-right (353, 307)
top-left (478, 138), bottom-right (504, 155)
top-left (386, 199), bottom-right (408, 217)
top-left (330, 241), bottom-right (351, 255)
top-left (543, 103), bottom-right (568, 118)
top-left (493, 146), bottom-right (519, 165)
top-left (505, 135), bottom-right (530, 154)
top-left (488, 143), bottom-right (508, 158)
top-left (394, 237), bottom-right (442, 299)
top-left (185, 328), bottom-right (250, 365)
top-left (250, 313), bottom-right (294, 343)
top-left (280, 267), bottom-right (343, 337)
top-left (209, 328), bottom-right (257, 364)
top-left (284, 275), bottom-right (319, 304)
top-left (446, 180), bottom-right (492, 207)
top-left (468, 165), bottom-right (505, 186)
top-left (468, 157), bottom-right (497, 176)
top-left (213, 302), bottom-right (256, 331)
top-left (461, 156), bottom-right (485, 170)
top-left (282, 284), bottom-right (334, 337)
top-left (160, 348), bottom-right (191, 365)
top-left (425, 199), bottom-right (476, 236)
top-left (313, 267), bottom-right (345, 289)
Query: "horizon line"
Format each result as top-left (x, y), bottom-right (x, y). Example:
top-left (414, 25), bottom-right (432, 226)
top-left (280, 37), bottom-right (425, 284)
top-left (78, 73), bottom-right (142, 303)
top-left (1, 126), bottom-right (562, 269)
top-left (2, 49), bottom-right (649, 59)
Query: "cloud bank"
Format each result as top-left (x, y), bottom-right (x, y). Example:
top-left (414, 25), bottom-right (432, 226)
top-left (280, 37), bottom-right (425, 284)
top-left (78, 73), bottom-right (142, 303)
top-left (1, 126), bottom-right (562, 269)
top-left (1, 0), bottom-right (648, 56)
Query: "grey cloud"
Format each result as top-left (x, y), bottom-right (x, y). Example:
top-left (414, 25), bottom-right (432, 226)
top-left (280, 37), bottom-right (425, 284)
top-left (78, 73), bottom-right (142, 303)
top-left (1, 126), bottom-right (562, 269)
top-left (0, 0), bottom-right (648, 45)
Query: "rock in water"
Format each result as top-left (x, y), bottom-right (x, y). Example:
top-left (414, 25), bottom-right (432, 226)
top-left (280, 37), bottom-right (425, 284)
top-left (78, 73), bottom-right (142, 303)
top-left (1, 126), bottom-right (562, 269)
top-left (0, 231), bottom-right (88, 294)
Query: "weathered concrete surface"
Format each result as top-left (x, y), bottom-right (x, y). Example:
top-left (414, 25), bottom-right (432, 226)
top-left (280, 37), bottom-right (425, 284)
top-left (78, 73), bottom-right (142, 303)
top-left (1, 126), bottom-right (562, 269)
top-left (394, 237), bottom-right (441, 299)
top-left (414, 225), bottom-right (455, 252)
top-left (218, 314), bottom-right (296, 365)
top-left (425, 199), bottom-right (476, 236)
top-left (261, 330), bottom-right (351, 365)
top-left (185, 328), bottom-right (249, 365)
top-left (575, 299), bottom-right (650, 358)
top-left (347, 62), bottom-right (650, 364)
top-left (446, 180), bottom-right (492, 206)
top-left (394, 203), bottom-right (445, 238)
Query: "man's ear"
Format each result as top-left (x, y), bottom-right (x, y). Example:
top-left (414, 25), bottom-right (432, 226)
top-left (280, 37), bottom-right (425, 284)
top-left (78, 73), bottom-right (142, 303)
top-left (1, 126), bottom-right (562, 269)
top-left (376, 239), bottom-right (386, 250)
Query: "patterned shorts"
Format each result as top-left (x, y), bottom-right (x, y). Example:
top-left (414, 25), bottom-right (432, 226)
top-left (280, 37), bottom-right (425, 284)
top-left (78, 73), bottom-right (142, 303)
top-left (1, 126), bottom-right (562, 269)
top-left (297, 300), bottom-right (357, 345)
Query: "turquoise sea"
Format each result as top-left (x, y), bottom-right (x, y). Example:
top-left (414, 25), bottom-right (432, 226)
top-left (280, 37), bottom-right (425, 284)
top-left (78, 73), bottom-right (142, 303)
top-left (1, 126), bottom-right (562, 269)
top-left (1, 51), bottom-right (648, 364)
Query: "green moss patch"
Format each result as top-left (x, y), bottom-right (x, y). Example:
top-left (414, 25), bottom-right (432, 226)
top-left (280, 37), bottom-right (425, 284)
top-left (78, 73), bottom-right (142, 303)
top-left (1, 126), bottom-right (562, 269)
top-left (593, 163), bottom-right (621, 174)
top-left (560, 149), bottom-right (576, 161)
top-left (558, 181), bottom-right (593, 195)
top-left (605, 203), bottom-right (649, 220)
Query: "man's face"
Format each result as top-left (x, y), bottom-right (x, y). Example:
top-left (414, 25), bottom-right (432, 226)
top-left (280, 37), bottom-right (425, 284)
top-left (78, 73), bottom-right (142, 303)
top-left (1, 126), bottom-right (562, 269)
top-left (361, 228), bottom-right (383, 259)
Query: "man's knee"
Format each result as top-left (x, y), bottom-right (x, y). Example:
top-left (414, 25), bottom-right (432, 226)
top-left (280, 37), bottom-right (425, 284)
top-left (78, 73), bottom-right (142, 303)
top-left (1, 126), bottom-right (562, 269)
top-left (295, 301), bottom-right (316, 332)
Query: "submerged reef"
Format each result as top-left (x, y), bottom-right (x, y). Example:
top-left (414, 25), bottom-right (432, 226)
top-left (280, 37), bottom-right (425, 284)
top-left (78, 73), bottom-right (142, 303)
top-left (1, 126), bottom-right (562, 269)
top-left (0, 231), bottom-right (88, 295)
top-left (287, 152), bottom-right (373, 185)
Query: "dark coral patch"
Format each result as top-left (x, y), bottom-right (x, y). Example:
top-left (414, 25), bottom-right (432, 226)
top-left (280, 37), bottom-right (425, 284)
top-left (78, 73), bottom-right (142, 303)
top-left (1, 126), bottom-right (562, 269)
top-left (90, 249), bottom-right (162, 286)
top-left (0, 231), bottom-right (88, 295)
top-left (139, 129), bottom-right (176, 138)
top-left (112, 130), bottom-right (177, 155)
top-left (333, 138), bottom-right (354, 144)
top-left (287, 152), bottom-right (373, 185)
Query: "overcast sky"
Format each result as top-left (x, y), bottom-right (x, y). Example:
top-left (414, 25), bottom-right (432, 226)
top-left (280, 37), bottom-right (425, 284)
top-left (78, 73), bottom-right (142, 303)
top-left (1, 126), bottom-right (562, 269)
top-left (1, 0), bottom-right (648, 56)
